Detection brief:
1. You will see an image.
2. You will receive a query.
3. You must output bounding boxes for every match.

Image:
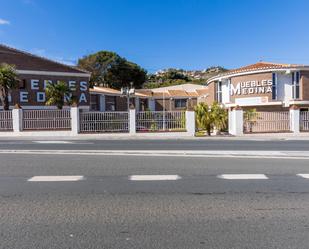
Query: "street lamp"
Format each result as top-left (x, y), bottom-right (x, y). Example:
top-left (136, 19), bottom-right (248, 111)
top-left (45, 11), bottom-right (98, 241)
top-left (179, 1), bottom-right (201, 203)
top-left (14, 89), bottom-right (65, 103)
top-left (121, 82), bottom-right (135, 111)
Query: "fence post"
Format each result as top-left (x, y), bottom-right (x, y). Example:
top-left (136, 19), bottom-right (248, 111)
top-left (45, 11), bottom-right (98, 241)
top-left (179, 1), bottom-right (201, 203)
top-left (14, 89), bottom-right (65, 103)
top-left (185, 110), bottom-right (195, 136)
top-left (12, 105), bottom-right (23, 132)
top-left (71, 105), bottom-right (80, 135)
top-left (129, 108), bottom-right (136, 134)
top-left (229, 106), bottom-right (243, 136)
top-left (290, 105), bottom-right (300, 134)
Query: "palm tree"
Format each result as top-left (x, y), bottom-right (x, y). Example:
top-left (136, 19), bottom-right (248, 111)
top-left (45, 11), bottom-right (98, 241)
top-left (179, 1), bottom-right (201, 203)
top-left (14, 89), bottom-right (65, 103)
top-left (0, 63), bottom-right (19, 110)
top-left (195, 102), bottom-right (212, 135)
top-left (244, 108), bottom-right (257, 133)
top-left (45, 81), bottom-right (72, 109)
top-left (210, 102), bottom-right (228, 133)
top-left (195, 102), bottom-right (228, 136)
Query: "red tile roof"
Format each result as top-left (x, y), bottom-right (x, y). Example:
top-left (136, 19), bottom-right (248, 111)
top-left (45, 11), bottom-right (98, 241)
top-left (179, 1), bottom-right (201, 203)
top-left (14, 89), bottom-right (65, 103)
top-left (207, 61), bottom-right (308, 83)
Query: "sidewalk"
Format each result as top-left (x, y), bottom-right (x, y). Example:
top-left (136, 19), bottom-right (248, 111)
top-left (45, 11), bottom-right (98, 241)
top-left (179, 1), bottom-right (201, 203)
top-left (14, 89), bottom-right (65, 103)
top-left (0, 132), bottom-right (309, 141)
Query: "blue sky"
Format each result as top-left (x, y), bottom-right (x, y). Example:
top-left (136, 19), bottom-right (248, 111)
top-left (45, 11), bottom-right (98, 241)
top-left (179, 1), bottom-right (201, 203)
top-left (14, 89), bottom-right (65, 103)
top-left (1, 0), bottom-right (309, 72)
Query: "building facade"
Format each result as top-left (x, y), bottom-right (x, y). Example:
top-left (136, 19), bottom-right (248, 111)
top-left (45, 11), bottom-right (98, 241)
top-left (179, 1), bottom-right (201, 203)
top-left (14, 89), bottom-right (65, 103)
top-left (90, 84), bottom-right (210, 112)
top-left (207, 62), bottom-right (309, 111)
top-left (0, 44), bottom-right (90, 109)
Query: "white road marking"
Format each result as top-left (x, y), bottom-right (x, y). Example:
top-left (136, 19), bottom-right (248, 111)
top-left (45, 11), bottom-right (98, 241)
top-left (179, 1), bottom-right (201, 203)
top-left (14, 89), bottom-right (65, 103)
top-left (129, 175), bottom-right (181, 181)
top-left (297, 174), bottom-right (309, 179)
top-left (33, 141), bottom-right (73, 144)
top-left (0, 150), bottom-right (309, 160)
top-left (218, 174), bottom-right (269, 180)
top-left (28, 175), bottom-right (84, 182)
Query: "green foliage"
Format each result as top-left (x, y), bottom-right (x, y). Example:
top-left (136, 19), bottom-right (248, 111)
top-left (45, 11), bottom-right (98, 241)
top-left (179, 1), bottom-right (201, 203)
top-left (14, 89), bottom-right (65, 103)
top-left (45, 81), bottom-right (72, 109)
top-left (244, 108), bottom-right (258, 133)
top-left (194, 102), bottom-right (228, 135)
top-left (0, 63), bottom-right (19, 110)
top-left (244, 108), bottom-right (257, 122)
top-left (78, 51), bottom-right (147, 89)
top-left (143, 79), bottom-right (189, 89)
top-left (144, 66), bottom-right (228, 89)
top-left (161, 68), bottom-right (189, 81)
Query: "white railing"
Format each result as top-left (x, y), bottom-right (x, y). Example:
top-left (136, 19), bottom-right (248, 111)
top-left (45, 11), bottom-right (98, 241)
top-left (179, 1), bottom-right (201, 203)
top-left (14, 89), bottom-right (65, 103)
top-left (0, 110), bottom-right (13, 131)
top-left (136, 111), bottom-right (186, 132)
top-left (80, 111), bottom-right (129, 132)
top-left (300, 111), bottom-right (309, 131)
top-left (23, 109), bottom-right (71, 130)
top-left (244, 111), bottom-right (290, 133)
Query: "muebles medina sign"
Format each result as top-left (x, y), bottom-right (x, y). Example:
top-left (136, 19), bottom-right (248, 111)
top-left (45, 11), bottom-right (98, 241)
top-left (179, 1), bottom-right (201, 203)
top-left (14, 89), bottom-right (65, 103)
top-left (230, 80), bottom-right (272, 96)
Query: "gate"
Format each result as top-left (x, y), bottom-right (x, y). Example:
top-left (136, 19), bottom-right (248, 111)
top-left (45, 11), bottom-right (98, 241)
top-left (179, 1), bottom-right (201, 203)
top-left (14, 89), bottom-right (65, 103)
top-left (79, 111), bottom-right (129, 133)
top-left (136, 111), bottom-right (186, 132)
top-left (23, 109), bottom-right (71, 130)
top-left (244, 111), bottom-right (290, 133)
top-left (0, 110), bottom-right (13, 131)
top-left (300, 111), bottom-right (309, 131)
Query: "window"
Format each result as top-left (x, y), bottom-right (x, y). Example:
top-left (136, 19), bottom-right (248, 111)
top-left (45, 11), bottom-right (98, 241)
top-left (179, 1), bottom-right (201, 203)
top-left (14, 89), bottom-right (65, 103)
top-left (106, 96), bottom-right (116, 111)
top-left (272, 73), bottom-right (277, 100)
top-left (216, 81), bottom-right (222, 103)
top-left (174, 99), bottom-right (187, 108)
top-left (292, 71), bottom-right (300, 99)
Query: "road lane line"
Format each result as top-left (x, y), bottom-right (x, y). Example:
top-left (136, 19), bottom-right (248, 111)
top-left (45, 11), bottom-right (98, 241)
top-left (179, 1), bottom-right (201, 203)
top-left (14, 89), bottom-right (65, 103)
top-left (32, 141), bottom-right (73, 144)
top-left (129, 175), bottom-right (181, 181)
top-left (297, 174), bottom-right (309, 179)
top-left (28, 175), bottom-right (84, 182)
top-left (1, 150), bottom-right (309, 160)
top-left (218, 174), bottom-right (269, 180)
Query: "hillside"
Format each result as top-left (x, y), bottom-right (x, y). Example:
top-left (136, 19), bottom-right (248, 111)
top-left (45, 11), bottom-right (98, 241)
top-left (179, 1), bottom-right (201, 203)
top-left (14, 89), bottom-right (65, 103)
top-left (143, 66), bottom-right (228, 89)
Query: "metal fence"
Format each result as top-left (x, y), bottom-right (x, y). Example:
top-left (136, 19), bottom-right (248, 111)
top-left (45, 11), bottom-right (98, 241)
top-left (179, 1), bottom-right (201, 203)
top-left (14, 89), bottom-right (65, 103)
top-left (0, 110), bottom-right (13, 131)
top-left (136, 111), bottom-right (186, 132)
top-left (243, 111), bottom-right (290, 133)
top-left (80, 111), bottom-right (129, 132)
top-left (300, 111), bottom-right (309, 131)
top-left (23, 109), bottom-right (71, 130)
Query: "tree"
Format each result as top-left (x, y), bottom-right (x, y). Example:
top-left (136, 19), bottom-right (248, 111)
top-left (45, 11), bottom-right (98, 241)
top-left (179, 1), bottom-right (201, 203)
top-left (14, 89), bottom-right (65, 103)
top-left (195, 102), bottom-right (228, 136)
top-left (77, 51), bottom-right (147, 89)
top-left (195, 102), bottom-right (212, 135)
top-left (45, 81), bottom-right (72, 109)
top-left (0, 63), bottom-right (19, 110)
top-left (210, 102), bottom-right (228, 133)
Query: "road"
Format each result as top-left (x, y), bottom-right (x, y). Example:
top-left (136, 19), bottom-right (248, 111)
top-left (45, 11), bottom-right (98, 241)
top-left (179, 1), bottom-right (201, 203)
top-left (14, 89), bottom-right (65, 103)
top-left (0, 138), bottom-right (309, 151)
top-left (1, 139), bottom-right (309, 248)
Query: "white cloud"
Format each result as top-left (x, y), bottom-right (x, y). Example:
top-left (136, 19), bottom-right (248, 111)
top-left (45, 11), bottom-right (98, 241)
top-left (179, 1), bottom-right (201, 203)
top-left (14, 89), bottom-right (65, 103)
top-left (0, 18), bottom-right (10, 25)
top-left (30, 48), bottom-right (46, 56)
top-left (53, 57), bottom-right (76, 66)
top-left (30, 48), bottom-right (76, 66)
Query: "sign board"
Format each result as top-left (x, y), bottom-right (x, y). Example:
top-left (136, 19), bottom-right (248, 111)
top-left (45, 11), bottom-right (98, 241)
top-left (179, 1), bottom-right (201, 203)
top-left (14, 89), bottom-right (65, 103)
top-left (231, 80), bottom-right (272, 96)
top-left (235, 97), bottom-right (268, 106)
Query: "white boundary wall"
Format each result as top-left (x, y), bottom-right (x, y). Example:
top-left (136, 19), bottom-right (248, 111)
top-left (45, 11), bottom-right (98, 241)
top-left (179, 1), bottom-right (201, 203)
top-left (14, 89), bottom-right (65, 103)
top-left (2, 107), bottom-right (196, 137)
top-left (228, 107), bottom-right (302, 135)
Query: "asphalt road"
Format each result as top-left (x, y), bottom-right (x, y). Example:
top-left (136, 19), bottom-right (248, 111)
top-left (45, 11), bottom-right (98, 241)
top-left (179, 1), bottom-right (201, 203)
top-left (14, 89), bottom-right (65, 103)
top-left (1, 151), bottom-right (309, 249)
top-left (0, 138), bottom-right (309, 151)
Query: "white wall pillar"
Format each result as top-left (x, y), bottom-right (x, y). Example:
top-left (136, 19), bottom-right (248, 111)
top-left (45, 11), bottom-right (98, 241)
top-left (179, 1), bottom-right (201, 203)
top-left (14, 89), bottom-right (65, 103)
top-left (129, 108), bottom-right (136, 134)
top-left (229, 107), bottom-right (243, 136)
top-left (12, 108), bottom-right (23, 132)
top-left (290, 106), bottom-right (300, 134)
top-left (228, 108), bottom-right (234, 135)
top-left (99, 95), bottom-right (105, 112)
top-left (185, 110), bottom-right (195, 136)
top-left (71, 106), bottom-right (80, 135)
